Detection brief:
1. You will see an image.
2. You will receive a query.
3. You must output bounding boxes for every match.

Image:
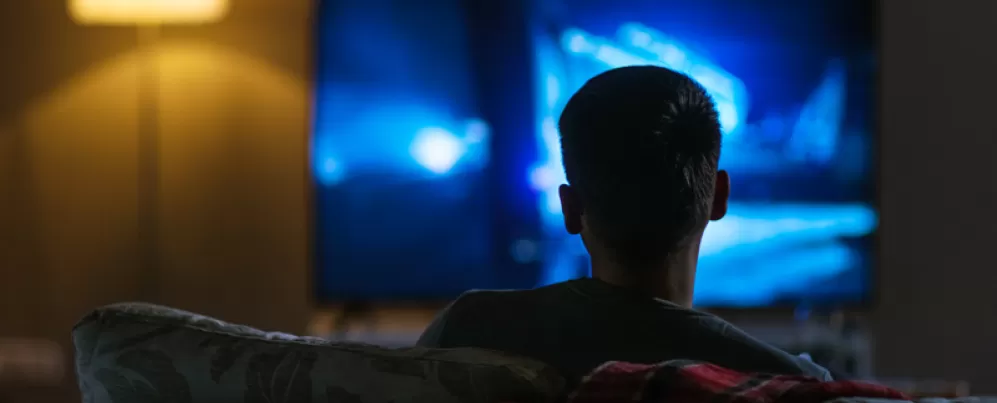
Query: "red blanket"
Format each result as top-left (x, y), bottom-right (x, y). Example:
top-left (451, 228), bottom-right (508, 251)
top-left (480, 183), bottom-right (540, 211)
top-left (569, 360), bottom-right (909, 403)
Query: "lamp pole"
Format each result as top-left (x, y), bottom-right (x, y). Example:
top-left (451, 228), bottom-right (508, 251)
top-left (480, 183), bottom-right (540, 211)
top-left (68, 0), bottom-right (229, 302)
top-left (136, 24), bottom-right (162, 303)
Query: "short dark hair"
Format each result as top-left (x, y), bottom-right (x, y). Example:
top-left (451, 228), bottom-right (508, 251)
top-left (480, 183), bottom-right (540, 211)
top-left (559, 65), bottom-right (722, 263)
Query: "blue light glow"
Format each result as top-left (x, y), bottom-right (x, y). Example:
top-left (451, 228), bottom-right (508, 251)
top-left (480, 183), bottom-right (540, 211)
top-left (617, 24), bottom-right (750, 135)
top-left (314, 156), bottom-right (344, 186)
top-left (560, 25), bottom-right (750, 136)
top-left (534, 19), bottom-right (875, 306)
top-left (532, 35), bottom-right (571, 229)
top-left (696, 242), bottom-right (859, 306)
top-left (313, 0), bottom-right (875, 307)
top-left (411, 127), bottom-right (465, 175)
top-left (313, 0), bottom-right (501, 301)
top-left (788, 60), bottom-right (848, 165)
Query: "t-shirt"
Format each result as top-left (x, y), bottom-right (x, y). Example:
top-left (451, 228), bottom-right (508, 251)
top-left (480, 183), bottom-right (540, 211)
top-left (416, 278), bottom-right (831, 385)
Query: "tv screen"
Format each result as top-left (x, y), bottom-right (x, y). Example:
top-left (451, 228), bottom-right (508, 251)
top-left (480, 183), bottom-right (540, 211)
top-left (313, 0), bottom-right (877, 307)
top-left (312, 0), bottom-right (496, 300)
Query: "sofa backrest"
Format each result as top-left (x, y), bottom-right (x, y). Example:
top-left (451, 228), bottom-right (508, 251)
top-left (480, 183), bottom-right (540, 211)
top-left (73, 303), bottom-right (565, 403)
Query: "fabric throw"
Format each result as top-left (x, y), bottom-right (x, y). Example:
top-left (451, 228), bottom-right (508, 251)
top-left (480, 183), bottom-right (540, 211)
top-left (569, 360), bottom-right (909, 403)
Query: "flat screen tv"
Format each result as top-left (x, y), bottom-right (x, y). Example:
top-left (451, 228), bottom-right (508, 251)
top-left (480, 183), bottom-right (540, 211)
top-left (312, 0), bottom-right (877, 308)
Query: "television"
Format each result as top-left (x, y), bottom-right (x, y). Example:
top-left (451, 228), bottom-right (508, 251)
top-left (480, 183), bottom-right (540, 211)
top-left (312, 0), bottom-right (877, 307)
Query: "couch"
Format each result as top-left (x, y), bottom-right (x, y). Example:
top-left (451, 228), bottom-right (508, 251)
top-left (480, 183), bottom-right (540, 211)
top-left (72, 303), bottom-right (994, 403)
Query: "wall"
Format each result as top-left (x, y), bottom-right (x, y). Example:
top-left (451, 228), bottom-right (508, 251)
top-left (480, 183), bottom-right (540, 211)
top-left (0, 1), bottom-right (312, 400)
top-left (3, 0), bottom-right (997, 400)
top-left (874, 0), bottom-right (997, 392)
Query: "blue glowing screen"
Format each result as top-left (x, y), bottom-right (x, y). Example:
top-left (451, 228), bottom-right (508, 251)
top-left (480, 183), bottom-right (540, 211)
top-left (313, 0), bottom-right (494, 299)
top-left (314, 0), bottom-right (876, 307)
top-left (531, 0), bottom-right (876, 306)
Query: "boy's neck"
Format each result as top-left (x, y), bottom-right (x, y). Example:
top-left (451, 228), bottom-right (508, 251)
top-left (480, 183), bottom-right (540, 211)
top-left (590, 245), bottom-right (699, 307)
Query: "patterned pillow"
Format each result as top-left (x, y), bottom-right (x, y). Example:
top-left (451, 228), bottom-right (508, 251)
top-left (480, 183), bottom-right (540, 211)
top-left (73, 303), bottom-right (565, 403)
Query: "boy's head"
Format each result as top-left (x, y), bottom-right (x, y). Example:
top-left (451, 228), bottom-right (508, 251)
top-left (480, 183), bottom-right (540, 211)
top-left (558, 65), bottom-right (729, 267)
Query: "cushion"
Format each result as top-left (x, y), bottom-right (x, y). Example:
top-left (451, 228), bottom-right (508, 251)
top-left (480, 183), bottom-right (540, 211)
top-left (73, 303), bottom-right (564, 403)
top-left (827, 400), bottom-right (997, 403)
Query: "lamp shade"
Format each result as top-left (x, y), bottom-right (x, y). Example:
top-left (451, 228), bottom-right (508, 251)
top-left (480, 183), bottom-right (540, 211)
top-left (69, 0), bottom-right (229, 25)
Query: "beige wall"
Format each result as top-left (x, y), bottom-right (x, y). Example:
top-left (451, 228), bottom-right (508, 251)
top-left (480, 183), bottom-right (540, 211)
top-left (3, 0), bottom-right (997, 400)
top-left (0, 1), bottom-right (311, 399)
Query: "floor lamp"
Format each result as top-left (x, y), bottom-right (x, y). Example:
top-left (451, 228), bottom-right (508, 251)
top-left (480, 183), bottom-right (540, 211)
top-left (68, 0), bottom-right (229, 301)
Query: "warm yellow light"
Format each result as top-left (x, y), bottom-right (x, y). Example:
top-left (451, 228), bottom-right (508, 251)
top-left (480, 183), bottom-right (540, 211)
top-left (69, 0), bottom-right (229, 25)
